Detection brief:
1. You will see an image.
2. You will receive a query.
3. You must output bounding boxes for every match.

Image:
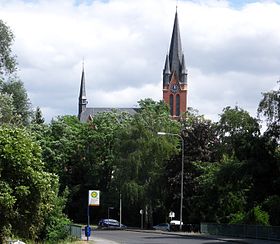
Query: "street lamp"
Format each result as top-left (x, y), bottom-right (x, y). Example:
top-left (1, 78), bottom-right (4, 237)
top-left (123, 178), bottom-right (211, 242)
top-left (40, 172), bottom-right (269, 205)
top-left (157, 131), bottom-right (184, 231)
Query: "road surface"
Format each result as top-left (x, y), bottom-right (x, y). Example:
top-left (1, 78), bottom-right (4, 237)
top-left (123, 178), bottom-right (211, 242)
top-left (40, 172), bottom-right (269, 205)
top-left (90, 230), bottom-right (239, 244)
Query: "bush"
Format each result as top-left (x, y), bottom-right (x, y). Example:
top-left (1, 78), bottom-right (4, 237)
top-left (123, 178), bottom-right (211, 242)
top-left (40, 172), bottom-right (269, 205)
top-left (229, 206), bottom-right (269, 226)
top-left (263, 195), bottom-right (280, 226)
top-left (229, 211), bottom-right (246, 224)
top-left (244, 206), bottom-right (270, 226)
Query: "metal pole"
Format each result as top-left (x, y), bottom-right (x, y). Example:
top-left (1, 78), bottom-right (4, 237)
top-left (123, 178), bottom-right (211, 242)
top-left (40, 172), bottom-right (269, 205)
top-left (180, 136), bottom-right (184, 231)
top-left (120, 193), bottom-right (122, 227)
top-left (87, 205), bottom-right (90, 241)
top-left (108, 207), bottom-right (110, 220)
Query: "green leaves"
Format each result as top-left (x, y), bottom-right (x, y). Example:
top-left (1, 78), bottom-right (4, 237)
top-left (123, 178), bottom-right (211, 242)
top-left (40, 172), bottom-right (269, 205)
top-left (0, 20), bottom-right (17, 76)
top-left (0, 126), bottom-right (69, 241)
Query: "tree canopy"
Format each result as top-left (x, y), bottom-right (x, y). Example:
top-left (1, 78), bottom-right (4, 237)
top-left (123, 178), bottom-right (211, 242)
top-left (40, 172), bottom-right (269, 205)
top-left (0, 20), bottom-right (17, 76)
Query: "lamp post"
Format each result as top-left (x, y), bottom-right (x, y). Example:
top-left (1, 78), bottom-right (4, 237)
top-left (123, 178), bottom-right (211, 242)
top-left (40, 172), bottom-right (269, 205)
top-left (119, 193), bottom-right (122, 227)
top-left (157, 132), bottom-right (184, 231)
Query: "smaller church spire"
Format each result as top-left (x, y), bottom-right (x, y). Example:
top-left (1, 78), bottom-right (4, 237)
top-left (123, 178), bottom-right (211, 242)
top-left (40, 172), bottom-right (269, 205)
top-left (79, 63), bottom-right (86, 100)
top-left (78, 62), bottom-right (87, 118)
top-left (181, 54), bottom-right (188, 84)
top-left (163, 54), bottom-right (171, 86)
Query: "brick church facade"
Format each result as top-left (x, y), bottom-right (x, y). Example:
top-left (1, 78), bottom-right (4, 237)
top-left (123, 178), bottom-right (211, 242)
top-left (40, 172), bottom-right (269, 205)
top-left (78, 10), bottom-right (187, 122)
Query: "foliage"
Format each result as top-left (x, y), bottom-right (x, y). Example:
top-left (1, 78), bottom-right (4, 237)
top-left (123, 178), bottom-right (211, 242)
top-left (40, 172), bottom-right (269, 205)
top-left (229, 211), bottom-right (246, 224)
top-left (258, 81), bottom-right (280, 125)
top-left (115, 99), bottom-right (180, 226)
top-left (0, 126), bottom-right (69, 242)
top-left (165, 109), bottom-right (219, 223)
top-left (31, 106), bottom-right (45, 124)
top-left (44, 188), bottom-right (70, 242)
top-left (262, 195), bottom-right (280, 226)
top-left (229, 206), bottom-right (270, 226)
top-left (182, 108), bottom-right (219, 162)
top-left (191, 156), bottom-right (250, 223)
top-left (244, 206), bottom-right (270, 226)
top-left (258, 80), bottom-right (280, 142)
top-left (0, 20), bottom-right (17, 76)
top-left (217, 106), bottom-right (260, 160)
top-left (0, 93), bottom-right (15, 124)
top-left (0, 79), bottom-right (32, 125)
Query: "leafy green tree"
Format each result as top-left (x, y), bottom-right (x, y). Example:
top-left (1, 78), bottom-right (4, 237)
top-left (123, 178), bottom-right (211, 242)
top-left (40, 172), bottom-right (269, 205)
top-left (217, 106), bottom-right (260, 160)
top-left (262, 195), bottom-right (280, 226)
top-left (244, 206), bottom-right (269, 226)
top-left (182, 108), bottom-right (219, 162)
top-left (0, 93), bottom-right (14, 124)
top-left (191, 156), bottom-right (250, 223)
top-left (0, 126), bottom-right (69, 242)
top-left (31, 106), bottom-right (45, 124)
top-left (166, 109), bottom-right (219, 224)
top-left (230, 206), bottom-right (270, 226)
top-left (0, 20), bottom-right (32, 125)
top-left (115, 99), bottom-right (179, 227)
top-left (0, 20), bottom-right (17, 76)
top-left (0, 79), bottom-right (32, 125)
top-left (35, 113), bottom-right (132, 223)
top-left (258, 80), bottom-right (280, 141)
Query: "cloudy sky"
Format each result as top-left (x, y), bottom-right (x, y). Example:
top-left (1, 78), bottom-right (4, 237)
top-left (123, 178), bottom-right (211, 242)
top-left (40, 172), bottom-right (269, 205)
top-left (1, 0), bottom-right (280, 122)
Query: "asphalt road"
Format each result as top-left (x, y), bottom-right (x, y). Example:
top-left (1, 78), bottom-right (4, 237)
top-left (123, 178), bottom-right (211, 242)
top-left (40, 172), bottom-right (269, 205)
top-left (91, 230), bottom-right (239, 244)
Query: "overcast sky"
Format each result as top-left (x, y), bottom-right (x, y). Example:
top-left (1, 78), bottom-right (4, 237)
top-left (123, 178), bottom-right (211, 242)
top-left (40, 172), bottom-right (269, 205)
top-left (1, 0), bottom-right (279, 122)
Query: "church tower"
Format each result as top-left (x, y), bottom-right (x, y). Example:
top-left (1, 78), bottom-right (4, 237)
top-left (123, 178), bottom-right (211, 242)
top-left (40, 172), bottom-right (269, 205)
top-left (78, 64), bottom-right (88, 120)
top-left (163, 10), bottom-right (188, 118)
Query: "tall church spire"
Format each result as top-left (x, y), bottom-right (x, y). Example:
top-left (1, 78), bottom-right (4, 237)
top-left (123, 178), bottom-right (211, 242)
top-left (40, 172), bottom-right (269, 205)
top-left (169, 10), bottom-right (183, 78)
top-left (78, 62), bottom-right (87, 119)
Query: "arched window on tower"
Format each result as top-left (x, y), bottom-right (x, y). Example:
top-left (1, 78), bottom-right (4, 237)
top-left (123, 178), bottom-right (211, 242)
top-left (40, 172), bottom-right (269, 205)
top-left (176, 94), bottom-right (180, 116)
top-left (169, 94), bottom-right (174, 116)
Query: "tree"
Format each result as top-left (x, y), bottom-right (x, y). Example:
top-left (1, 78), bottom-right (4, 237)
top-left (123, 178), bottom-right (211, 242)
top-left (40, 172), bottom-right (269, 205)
top-left (0, 79), bottom-right (32, 125)
top-left (0, 126), bottom-right (69, 242)
top-left (166, 109), bottom-right (219, 224)
top-left (0, 20), bottom-right (32, 125)
top-left (217, 106), bottom-right (260, 160)
top-left (31, 106), bottom-right (45, 124)
top-left (258, 80), bottom-right (280, 141)
top-left (191, 156), bottom-right (250, 223)
top-left (0, 20), bottom-right (17, 76)
top-left (115, 99), bottom-right (180, 227)
top-left (0, 93), bottom-right (14, 124)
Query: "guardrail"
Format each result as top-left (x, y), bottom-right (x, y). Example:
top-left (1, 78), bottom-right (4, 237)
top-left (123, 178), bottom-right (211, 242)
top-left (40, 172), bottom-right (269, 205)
top-left (68, 224), bottom-right (82, 239)
top-left (201, 223), bottom-right (280, 241)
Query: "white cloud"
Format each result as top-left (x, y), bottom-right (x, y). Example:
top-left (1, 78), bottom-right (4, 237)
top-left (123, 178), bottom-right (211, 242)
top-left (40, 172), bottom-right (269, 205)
top-left (0, 0), bottom-right (279, 122)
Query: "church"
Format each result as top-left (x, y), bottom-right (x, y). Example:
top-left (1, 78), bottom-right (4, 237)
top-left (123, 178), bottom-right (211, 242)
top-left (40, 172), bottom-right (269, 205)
top-left (78, 10), bottom-right (188, 122)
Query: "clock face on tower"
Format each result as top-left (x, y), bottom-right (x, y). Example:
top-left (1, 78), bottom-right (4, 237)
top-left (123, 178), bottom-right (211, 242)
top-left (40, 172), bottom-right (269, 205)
top-left (170, 84), bottom-right (179, 93)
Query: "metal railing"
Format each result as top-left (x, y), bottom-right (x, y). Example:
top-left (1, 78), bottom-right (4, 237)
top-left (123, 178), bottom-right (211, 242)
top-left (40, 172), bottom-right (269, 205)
top-left (68, 224), bottom-right (82, 239)
top-left (201, 223), bottom-right (280, 241)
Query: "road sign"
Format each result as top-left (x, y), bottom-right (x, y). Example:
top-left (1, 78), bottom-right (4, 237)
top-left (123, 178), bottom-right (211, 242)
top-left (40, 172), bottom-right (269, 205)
top-left (169, 211), bottom-right (175, 218)
top-left (88, 190), bottom-right (100, 206)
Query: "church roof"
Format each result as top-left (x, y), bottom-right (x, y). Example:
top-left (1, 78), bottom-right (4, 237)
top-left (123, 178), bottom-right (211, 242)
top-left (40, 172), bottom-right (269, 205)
top-left (79, 107), bottom-right (139, 122)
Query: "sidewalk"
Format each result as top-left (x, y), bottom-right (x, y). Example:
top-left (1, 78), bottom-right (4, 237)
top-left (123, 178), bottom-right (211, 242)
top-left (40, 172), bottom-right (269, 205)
top-left (82, 235), bottom-right (118, 244)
